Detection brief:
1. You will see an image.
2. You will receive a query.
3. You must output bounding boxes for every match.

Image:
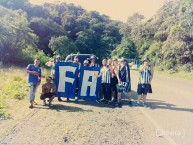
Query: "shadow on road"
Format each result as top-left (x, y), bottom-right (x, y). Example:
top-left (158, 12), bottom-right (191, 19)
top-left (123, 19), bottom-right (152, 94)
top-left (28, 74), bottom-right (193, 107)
top-left (129, 90), bottom-right (193, 113)
top-left (147, 99), bottom-right (193, 113)
top-left (33, 104), bottom-right (93, 112)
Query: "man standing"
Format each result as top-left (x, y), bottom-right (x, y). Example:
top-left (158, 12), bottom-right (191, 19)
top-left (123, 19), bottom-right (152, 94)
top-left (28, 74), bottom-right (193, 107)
top-left (90, 55), bottom-right (97, 67)
top-left (116, 58), bottom-right (132, 108)
top-left (83, 60), bottom-right (89, 66)
top-left (27, 58), bottom-right (41, 109)
top-left (136, 58), bottom-right (153, 107)
top-left (49, 55), bottom-right (63, 102)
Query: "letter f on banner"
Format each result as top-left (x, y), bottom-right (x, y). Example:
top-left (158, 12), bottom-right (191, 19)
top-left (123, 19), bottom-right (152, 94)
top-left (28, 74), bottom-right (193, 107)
top-left (58, 66), bottom-right (76, 92)
top-left (55, 62), bottom-right (79, 99)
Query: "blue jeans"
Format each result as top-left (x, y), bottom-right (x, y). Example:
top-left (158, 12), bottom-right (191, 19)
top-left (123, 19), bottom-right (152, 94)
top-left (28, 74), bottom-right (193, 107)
top-left (29, 83), bottom-right (39, 103)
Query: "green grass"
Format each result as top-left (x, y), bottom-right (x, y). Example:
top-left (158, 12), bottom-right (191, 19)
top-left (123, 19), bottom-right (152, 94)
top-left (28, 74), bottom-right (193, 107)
top-left (0, 66), bottom-right (28, 118)
top-left (155, 69), bottom-right (193, 80)
top-left (0, 65), bottom-right (49, 119)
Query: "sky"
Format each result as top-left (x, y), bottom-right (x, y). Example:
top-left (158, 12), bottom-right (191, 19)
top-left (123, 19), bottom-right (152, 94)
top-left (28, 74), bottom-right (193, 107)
top-left (29, 0), bottom-right (167, 22)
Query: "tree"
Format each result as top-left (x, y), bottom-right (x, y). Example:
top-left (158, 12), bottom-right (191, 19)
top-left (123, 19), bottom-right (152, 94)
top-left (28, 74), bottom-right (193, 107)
top-left (0, 7), bottom-right (38, 65)
top-left (49, 36), bottom-right (78, 59)
top-left (111, 38), bottom-right (138, 59)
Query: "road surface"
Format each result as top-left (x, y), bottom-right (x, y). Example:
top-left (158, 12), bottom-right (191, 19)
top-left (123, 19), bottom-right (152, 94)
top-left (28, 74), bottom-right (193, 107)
top-left (0, 70), bottom-right (193, 145)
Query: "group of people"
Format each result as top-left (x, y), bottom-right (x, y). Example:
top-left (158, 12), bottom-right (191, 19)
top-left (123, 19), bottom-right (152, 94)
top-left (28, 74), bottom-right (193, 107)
top-left (95, 57), bottom-right (153, 108)
top-left (26, 55), bottom-right (153, 109)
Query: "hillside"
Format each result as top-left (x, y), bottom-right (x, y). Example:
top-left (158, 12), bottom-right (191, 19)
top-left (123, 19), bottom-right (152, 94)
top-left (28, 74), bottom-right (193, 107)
top-left (0, 0), bottom-right (192, 72)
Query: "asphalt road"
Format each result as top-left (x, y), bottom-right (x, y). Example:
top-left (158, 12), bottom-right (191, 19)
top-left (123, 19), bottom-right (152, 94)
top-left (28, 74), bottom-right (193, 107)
top-left (0, 70), bottom-right (192, 145)
top-left (130, 70), bottom-right (193, 145)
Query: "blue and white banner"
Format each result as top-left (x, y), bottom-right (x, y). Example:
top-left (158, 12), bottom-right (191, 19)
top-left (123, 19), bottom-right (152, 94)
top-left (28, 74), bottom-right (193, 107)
top-left (55, 62), bottom-right (79, 99)
top-left (54, 63), bottom-right (101, 101)
top-left (78, 66), bottom-right (101, 101)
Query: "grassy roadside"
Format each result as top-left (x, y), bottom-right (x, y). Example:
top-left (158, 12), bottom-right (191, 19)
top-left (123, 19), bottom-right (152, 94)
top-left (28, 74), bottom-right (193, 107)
top-left (154, 69), bottom-right (193, 81)
top-left (0, 66), bottom-right (28, 119)
top-left (0, 65), bottom-right (49, 119)
top-left (131, 67), bottom-right (193, 81)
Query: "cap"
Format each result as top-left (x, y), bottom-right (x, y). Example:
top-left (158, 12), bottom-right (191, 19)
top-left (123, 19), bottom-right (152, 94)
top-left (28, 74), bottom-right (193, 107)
top-left (83, 60), bottom-right (89, 64)
top-left (121, 57), bottom-right (126, 62)
top-left (74, 55), bottom-right (79, 59)
top-left (56, 55), bottom-right (61, 59)
top-left (143, 57), bottom-right (149, 62)
top-left (90, 55), bottom-right (95, 59)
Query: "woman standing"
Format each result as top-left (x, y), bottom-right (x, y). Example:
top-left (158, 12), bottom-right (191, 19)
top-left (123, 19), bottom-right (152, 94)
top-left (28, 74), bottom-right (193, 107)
top-left (136, 58), bottom-right (154, 107)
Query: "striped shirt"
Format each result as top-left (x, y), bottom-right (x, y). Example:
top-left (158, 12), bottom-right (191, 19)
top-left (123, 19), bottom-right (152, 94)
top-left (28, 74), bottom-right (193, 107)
top-left (139, 66), bottom-right (151, 84)
top-left (101, 66), bottom-right (111, 83)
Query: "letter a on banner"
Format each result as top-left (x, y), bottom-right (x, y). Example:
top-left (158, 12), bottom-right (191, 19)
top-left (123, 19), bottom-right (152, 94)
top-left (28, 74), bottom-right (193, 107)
top-left (78, 66), bottom-right (101, 101)
top-left (55, 62), bottom-right (79, 99)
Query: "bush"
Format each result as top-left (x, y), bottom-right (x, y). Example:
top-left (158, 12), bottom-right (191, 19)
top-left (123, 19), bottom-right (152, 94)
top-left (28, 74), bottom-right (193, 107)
top-left (181, 63), bottom-right (193, 72)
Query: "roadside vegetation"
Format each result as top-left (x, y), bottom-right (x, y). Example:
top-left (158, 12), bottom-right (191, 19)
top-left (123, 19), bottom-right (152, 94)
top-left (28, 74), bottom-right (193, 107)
top-left (0, 65), bottom-right (28, 118)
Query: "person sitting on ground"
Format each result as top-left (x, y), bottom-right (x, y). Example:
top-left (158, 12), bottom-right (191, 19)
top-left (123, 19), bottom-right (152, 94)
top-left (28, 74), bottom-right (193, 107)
top-left (40, 77), bottom-right (56, 106)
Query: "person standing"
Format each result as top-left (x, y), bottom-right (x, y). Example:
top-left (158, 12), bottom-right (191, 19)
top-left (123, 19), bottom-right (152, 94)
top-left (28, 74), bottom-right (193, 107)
top-left (116, 58), bottom-right (132, 108)
top-left (136, 58), bottom-right (154, 107)
top-left (49, 55), bottom-right (63, 102)
top-left (111, 58), bottom-right (119, 103)
top-left (27, 58), bottom-right (41, 109)
top-left (90, 55), bottom-right (98, 67)
top-left (83, 60), bottom-right (89, 66)
top-left (95, 59), bottom-right (111, 104)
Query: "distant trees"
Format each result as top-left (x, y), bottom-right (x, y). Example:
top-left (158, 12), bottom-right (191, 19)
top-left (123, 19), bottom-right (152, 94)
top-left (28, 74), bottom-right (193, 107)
top-left (0, 6), bottom-right (38, 64)
top-left (0, 0), bottom-right (192, 72)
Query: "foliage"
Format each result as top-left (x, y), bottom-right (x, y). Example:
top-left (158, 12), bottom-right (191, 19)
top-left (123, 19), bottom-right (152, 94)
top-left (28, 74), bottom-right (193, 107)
top-left (0, 6), bottom-right (38, 65)
top-left (49, 36), bottom-right (78, 59)
top-left (0, 66), bottom-right (28, 118)
top-left (0, 0), bottom-right (192, 71)
top-left (111, 38), bottom-right (138, 59)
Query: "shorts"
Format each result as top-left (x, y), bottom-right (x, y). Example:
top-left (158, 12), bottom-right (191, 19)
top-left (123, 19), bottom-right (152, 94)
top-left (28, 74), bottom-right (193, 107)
top-left (117, 82), bottom-right (131, 93)
top-left (137, 84), bottom-right (149, 95)
top-left (40, 92), bottom-right (56, 100)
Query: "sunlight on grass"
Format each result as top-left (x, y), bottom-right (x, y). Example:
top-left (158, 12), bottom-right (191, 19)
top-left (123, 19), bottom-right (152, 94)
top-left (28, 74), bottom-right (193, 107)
top-left (0, 65), bottom-right (49, 119)
top-left (0, 66), bottom-right (28, 118)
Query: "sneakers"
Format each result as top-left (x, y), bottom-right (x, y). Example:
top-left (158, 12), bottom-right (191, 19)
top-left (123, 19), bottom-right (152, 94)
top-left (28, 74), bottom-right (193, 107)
top-left (99, 99), bottom-right (106, 103)
top-left (134, 101), bottom-right (148, 107)
top-left (58, 98), bottom-right (63, 102)
top-left (128, 101), bottom-right (133, 107)
top-left (48, 103), bottom-right (53, 107)
top-left (134, 101), bottom-right (141, 106)
top-left (43, 100), bottom-right (46, 106)
top-left (142, 102), bottom-right (148, 107)
top-left (115, 102), bottom-right (122, 108)
top-left (33, 101), bottom-right (38, 105)
top-left (118, 102), bottom-right (122, 108)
